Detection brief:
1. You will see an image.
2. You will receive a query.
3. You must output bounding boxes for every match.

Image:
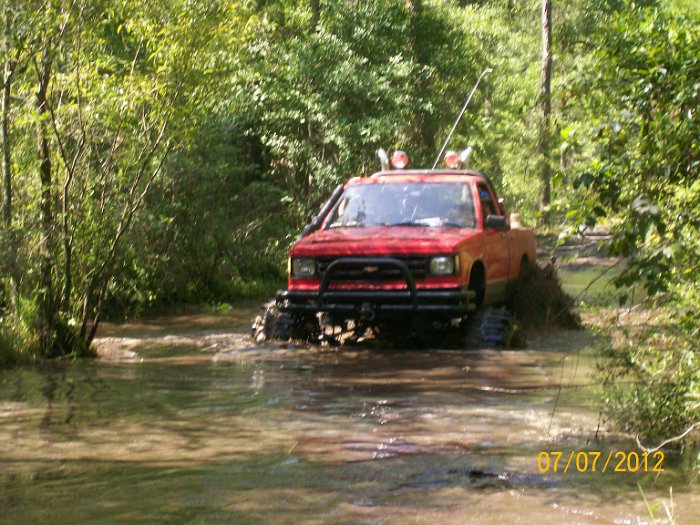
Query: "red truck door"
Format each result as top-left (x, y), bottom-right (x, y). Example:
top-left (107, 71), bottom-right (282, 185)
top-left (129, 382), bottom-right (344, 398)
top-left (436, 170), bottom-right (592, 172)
top-left (477, 182), bottom-right (511, 304)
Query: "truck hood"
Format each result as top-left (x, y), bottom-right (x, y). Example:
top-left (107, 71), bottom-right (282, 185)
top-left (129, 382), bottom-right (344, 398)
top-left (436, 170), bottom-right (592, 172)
top-left (291, 226), bottom-right (479, 257)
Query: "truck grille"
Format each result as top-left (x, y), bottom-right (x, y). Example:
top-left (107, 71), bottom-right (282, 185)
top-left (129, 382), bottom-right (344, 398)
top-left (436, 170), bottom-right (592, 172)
top-left (317, 256), bottom-right (428, 282)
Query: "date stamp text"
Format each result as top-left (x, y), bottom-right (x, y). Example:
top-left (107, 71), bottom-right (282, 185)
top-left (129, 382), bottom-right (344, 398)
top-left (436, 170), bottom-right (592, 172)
top-left (537, 451), bottom-right (665, 474)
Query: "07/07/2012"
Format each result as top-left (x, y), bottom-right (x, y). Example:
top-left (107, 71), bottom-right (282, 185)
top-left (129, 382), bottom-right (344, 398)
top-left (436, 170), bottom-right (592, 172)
top-left (536, 451), bottom-right (665, 474)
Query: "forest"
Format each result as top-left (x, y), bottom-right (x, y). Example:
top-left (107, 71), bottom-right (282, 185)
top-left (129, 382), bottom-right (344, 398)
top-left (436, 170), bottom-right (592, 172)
top-left (0, 0), bottom-right (698, 445)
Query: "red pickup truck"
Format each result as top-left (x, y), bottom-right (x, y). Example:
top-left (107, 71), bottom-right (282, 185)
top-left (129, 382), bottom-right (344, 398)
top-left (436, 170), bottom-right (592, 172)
top-left (253, 151), bottom-right (536, 345)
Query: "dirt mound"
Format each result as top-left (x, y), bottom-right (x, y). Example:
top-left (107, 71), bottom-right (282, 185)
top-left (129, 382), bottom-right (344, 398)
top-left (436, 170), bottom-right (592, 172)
top-left (507, 261), bottom-right (581, 332)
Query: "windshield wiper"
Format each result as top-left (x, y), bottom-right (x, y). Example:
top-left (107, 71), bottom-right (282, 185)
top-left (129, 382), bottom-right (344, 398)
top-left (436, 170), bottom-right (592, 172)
top-left (387, 221), bottom-right (428, 227)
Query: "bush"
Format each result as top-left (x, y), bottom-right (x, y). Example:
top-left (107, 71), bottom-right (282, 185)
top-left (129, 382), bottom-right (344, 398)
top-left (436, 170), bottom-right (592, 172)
top-left (0, 317), bottom-right (34, 367)
top-left (0, 329), bottom-right (17, 368)
top-left (590, 297), bottom-right (699, 445)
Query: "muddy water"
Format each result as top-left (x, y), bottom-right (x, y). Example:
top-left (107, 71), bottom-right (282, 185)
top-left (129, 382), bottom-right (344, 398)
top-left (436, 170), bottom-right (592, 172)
top-left (1, 310), bottom-right (697, 524)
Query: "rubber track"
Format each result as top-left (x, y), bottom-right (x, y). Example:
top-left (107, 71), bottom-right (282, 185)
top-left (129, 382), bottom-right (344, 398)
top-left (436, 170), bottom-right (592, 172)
top-left (464, 308), bottom-right (516, 348)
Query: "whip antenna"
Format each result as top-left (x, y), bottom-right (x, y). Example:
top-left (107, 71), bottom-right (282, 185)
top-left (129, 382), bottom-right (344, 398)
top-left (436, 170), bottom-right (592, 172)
top-left (432, 66), bottom-right (493, 169)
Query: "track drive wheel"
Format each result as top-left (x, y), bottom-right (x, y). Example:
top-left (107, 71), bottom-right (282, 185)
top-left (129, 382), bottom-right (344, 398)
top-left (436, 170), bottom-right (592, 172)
top-left (251, 300), bottom-right (319, 343)
top-left (462, 308), bottom-right (525, 348)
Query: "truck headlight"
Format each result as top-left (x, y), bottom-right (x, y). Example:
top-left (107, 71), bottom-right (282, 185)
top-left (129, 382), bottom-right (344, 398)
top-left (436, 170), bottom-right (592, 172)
top-left (429, 255), bottom-right (456, 276)
top-left (291, 257), bottom-right (317, 278)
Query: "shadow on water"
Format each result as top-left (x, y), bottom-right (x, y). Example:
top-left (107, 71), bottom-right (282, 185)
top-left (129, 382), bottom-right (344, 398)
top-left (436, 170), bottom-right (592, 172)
top-left (1, 310), bottom-right (698, 524)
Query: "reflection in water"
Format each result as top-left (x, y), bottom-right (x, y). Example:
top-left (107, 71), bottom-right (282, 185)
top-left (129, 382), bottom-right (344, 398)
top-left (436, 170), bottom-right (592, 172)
top-left (39, 374), bottom-right (56, 430)
top-left (0, 312), bottom-right (697, 525)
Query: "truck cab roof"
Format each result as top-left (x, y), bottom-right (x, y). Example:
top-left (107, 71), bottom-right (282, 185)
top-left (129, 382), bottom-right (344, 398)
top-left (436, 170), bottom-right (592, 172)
top-left (347, 169), bottom-right (488, 186)
top-left (370, 169), bottom-right (485, 178)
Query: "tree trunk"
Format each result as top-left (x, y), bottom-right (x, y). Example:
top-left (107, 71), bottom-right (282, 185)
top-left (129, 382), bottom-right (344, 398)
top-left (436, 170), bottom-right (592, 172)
top-left (538, 0), bottom-right (552, 224)
top-left (310, 0), bottom-right (320, 32)
top-left (405, 0), bottom-right (433, 155)
top-left (36, 52), bottom-right (56, 355)
top-left (1, 3), bottom-right (18, 313)
top-left (1, 57), bottom-right (10, 231)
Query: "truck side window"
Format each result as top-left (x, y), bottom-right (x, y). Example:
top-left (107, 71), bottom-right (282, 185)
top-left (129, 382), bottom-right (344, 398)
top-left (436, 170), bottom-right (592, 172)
top-left (478, 184), bottom-right (499, 225)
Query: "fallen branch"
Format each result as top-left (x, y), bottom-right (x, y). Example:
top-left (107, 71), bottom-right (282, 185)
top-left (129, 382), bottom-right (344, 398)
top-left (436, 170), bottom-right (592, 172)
top-left (635, 421), bottom-right (700, 453)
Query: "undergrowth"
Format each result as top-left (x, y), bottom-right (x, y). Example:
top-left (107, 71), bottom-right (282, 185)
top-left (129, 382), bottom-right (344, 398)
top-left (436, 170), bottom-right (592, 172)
top-left (593, 302), bottom-right (699, 450)
top-left (0, 316), bottom-right (35, 367)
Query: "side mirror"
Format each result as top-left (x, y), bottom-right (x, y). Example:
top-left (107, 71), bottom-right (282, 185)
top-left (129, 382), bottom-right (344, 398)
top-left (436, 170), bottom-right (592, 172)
top-left (485, 214), bottom-right (509, 230)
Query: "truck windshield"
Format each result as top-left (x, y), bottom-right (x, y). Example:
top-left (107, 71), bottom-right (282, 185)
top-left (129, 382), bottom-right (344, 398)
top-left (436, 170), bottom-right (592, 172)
top-left (325, 182), bottom-right (476, 229)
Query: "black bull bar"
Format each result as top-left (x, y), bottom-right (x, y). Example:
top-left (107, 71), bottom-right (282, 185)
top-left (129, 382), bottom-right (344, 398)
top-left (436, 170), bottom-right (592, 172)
top-left (276, 257), bottom-right (476, 317)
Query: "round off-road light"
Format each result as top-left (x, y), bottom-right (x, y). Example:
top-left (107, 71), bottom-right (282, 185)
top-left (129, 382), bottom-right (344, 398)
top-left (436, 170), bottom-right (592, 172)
top-left (444, 150), bottom-right (461, 169)
top-left (391, 150), bottom-right (409, 169)
top-left (291, 257), bottom-right (316, 278)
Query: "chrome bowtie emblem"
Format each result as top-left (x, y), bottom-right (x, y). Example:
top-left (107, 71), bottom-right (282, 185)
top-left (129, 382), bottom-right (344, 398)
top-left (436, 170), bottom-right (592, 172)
top-left (363, 266), bottom-right (379, 273)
